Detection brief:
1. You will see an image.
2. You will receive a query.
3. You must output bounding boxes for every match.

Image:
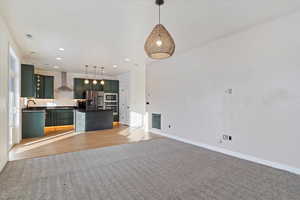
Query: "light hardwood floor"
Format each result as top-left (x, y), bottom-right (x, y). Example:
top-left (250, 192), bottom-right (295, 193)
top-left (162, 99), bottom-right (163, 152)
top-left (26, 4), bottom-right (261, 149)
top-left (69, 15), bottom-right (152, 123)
top-left (9, 124), bottom-right (162, 161)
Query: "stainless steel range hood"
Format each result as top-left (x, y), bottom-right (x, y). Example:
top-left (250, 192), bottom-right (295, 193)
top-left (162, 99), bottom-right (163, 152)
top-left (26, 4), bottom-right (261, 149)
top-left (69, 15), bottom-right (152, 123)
top-left (57, 72), bottom-right (72, 92)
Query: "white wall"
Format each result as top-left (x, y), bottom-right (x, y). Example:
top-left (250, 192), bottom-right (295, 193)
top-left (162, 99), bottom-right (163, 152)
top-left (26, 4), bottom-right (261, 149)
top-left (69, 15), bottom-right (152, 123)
top-left (146, 11), bottom-right (300, 170)
top-left (118, 66), bottom-right (146, 128)
top-left (0, 16), bottom-right (22, 172)
top-left (129, 66), bottom-right (146, 128)
top-left (118, 72), bottom-right (130, 125)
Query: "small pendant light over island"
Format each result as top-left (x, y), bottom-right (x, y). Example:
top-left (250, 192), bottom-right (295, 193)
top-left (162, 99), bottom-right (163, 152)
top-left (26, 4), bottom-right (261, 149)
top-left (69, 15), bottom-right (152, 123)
top-left (92, 66), bottom-right (98, 85)
top-left (100, 67), bottom-right (105, 85)
top-left (84, 65), bottom-right (90, 85)
top-left (145, 0), bottom-right (175, 59)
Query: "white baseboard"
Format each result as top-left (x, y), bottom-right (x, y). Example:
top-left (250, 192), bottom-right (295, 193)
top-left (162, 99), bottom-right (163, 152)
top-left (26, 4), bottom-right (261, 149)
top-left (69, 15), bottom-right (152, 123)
top-left (119, 121), bottom-right (129, 126)
top-left (0, 160), bottom-right (7, 173)
top-left (151, 129), bottom-right (300, 175)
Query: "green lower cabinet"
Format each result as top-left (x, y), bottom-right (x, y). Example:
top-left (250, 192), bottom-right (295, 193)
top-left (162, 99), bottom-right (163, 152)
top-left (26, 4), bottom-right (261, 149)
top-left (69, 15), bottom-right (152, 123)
top-left (45, 109), bottom-right (74, 127)
top-left (55, 109), bottom-right (74, 126)
top-left (45, 110), bottom-right (54, 126)
top-left (113, 115), bottom-right (119, 122)
top-left (22, 111), bottom-right (45, 138)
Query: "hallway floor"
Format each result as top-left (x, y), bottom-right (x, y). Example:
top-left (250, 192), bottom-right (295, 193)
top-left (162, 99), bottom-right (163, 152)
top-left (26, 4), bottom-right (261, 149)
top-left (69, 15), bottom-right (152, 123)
top-left (9, 124), bottom-right (161, 161)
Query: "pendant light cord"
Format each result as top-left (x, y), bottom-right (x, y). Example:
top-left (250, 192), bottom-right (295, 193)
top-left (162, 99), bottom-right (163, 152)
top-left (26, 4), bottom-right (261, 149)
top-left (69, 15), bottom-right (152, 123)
top-left (156, 0), bottom-right (163, 25)
top-left (159, 4), bottom-right (161, 25)
top-left (101, 67), bottom-right (104, 79)
top-left (158, 2), bottom-right (161, 37)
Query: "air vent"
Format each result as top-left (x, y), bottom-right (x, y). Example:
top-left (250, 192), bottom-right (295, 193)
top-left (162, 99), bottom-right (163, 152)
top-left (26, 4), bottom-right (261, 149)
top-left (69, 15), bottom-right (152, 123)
top-left (152, 113), bottom-right (161, 129)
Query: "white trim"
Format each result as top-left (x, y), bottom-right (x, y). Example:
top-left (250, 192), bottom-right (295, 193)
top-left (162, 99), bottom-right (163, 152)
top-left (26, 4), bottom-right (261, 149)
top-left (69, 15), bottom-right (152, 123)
top-left (8, 46), bottom-right (21, 146)
top-left (150, 128), bottom-right (162, 134)
top-left (151, 129), bottom-right (300, 175)
top-left (0, 161), bottom-right (7, 173)
top-left (119, 121), bottom-right (129, 126)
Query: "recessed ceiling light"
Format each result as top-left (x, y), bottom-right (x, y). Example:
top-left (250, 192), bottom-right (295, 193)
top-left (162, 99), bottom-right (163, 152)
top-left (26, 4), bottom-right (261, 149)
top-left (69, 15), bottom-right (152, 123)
top-left (125, 58), bottom-right (131, 62)
top-left (53, 66), bottom-right (59, 69)
top-left (59, 48), bottom-right (65, 51)
top-left (113, 65), bottom-right (118, 68)
top-left (56, 57), bottom-right (62, 60)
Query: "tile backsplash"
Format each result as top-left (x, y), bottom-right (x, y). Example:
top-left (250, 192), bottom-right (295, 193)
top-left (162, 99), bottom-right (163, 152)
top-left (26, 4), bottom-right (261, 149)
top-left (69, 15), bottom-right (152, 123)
top-left (21, 98), bottom-right (77, 108)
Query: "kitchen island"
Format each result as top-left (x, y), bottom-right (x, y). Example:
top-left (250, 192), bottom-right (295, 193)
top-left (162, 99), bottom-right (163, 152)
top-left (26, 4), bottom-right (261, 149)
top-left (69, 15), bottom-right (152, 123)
top-left (75, 109), bottom-right (113, 132)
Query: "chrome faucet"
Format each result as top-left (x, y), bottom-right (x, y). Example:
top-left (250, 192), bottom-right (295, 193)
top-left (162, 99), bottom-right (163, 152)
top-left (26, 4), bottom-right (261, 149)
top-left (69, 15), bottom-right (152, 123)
top-left (27, 99), bottom-right (36, 109)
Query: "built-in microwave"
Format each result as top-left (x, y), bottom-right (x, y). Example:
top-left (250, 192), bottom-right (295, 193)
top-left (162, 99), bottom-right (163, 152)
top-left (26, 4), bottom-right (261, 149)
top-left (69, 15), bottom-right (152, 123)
top-left (104, 93), bottom-right (118, 102)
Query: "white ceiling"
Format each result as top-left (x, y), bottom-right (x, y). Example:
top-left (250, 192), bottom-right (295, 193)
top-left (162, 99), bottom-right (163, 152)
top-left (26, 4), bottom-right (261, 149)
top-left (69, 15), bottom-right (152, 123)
top-left (1, 0), bottom-right (300, 75)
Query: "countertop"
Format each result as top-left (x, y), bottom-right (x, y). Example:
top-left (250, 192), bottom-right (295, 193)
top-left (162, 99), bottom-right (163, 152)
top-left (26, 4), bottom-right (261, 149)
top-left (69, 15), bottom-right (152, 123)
top-left (23, 106), bottom-right (77, 112)
top-left (22, 107), bottom-right (114, 113)
top-left (75, 109), bottom-right (113, 113)
top-left (22, 109), bottom-right (46, 113)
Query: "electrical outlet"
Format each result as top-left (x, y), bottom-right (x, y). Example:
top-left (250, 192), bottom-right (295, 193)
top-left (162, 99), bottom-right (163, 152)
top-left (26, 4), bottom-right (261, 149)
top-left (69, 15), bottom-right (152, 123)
top-left (225, 88), bottom-right (233, 94)
top-left (222, 134), bottom-right (233, 142)
top-left (223, 135), bottom-right (229, 140)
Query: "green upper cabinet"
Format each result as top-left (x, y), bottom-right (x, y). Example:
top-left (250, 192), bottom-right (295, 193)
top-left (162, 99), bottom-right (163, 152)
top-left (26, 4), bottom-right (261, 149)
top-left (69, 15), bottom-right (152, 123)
top-left (44, 76), bottom-right (54, 99)
top-left (91, 80), bottom-right (104, 91)
top-left (21, 64), bottom-right (35, 97)
top-left (74, 78), bottom-right (84, 99)
top-left (74, 78), bottom-right (119, 99)
top-left (103, 80), bottom-right (112, 93)
top-left (35, 74), bottom-right (54, 99)
top-left (111, 80), bottom-right (119, 93)
top-left (34, 74), bottom-right (44, 98)
top-left (74, 78), bottom-right (92, 99)
top-left (104, 80), bottom-right (119, 93)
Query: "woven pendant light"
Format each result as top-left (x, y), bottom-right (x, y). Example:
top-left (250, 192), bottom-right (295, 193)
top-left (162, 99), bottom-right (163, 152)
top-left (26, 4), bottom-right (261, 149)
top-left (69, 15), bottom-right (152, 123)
top-left (145, 0), bottom-right (175, 59)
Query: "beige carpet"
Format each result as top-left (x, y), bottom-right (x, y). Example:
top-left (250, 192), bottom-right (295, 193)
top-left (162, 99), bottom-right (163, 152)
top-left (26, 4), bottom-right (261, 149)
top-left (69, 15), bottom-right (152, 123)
top-left (1, 138), bottom-right (300, 200)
